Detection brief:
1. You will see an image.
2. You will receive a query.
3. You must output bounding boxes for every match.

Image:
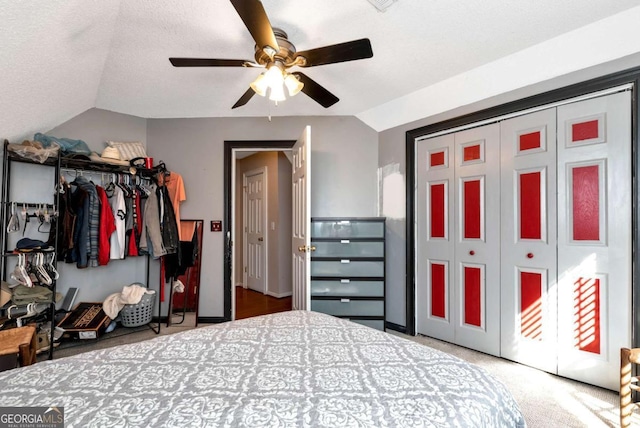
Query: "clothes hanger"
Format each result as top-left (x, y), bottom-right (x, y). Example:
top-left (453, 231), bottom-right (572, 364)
top-left (6, 202), bottom-right (19, 233)
top-left (11, 253), bottom-right (32, 287)
top-left (116, 173), bottom-right (131, 197)
top-left (47, 252), bottom-right (59, 280)
top-left (104, 173), bottom-right (116, 196)
top-left (36, 253), bottom-right (52, 286)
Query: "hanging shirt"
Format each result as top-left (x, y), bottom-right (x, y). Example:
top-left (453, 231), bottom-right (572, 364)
top-left (96, 186), bottom-right (116, 266)
top-left (139, 183), bottom-right (166, 258)
top-left (109, 185), bottom-right (126, 260)
top-left (165, 171), bottom-right (186, 240)
top-left (71, 176), bottom-right (99, 268)
top-left (127, 189), bottom-right (140, 257)
top-left (68, 184), bottom-right (89, 267)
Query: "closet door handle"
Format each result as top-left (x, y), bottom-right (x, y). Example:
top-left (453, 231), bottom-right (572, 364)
top-left (527, 253), bottom-right (534, 259)
top-left (469, 250), bottom-right (475, 256)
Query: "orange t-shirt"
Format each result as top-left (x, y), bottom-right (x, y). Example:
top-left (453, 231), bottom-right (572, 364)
top-left (165, 172), bottom-right (186, 240)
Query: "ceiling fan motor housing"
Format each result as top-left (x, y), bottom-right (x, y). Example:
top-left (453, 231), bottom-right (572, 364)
top-left (254, 28), bottom-right (302, 68)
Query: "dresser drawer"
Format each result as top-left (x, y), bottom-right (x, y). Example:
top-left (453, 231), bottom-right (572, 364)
top-left (312, 241), bottom-right (384, 258)
top-left (310, 260), bottom-right (384, 278)
top-left (311, 220), bottom-right (384, 239)
top-left (311, 280), bottom-right (384, 297)
top-left (311, 299), bottom-right (384, 317)
top-left (348, 318), bottom-right (385, 331)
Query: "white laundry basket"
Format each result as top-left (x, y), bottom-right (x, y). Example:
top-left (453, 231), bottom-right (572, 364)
top-left (120, 290), bottom-right (156, 327)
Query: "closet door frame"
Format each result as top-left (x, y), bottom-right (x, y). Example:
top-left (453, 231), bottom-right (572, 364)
top-left (405, 67), bottom-right (640, 351)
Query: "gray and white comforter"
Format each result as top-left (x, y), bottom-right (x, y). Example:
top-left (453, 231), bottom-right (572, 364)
top-left (0, 310), bottom-right (526, 427)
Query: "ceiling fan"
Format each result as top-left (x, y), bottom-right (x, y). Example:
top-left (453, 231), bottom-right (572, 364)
top-left (169, 0), bottom-right (374, 109)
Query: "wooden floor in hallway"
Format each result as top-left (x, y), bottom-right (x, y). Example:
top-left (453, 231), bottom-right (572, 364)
top-left (235, 286), bottom-right (292, 320)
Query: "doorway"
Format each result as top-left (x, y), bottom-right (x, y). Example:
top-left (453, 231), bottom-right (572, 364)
top-left (223, 140), bottom-right (296, 321)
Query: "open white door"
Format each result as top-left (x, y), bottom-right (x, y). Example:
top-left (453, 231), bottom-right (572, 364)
top-left (292, 126), bottom-right (311, 310)
top-left (244, 167), bottom-right (267, 294)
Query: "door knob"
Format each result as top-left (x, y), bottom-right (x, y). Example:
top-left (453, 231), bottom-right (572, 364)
top-left (310, 245), bottom-right (316, 252)
top-left (258, 237), bottom-right (264, 242)
top-left (298, 245), bottom-right (307, 252)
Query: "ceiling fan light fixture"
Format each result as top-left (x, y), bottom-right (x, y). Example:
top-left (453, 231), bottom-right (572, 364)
top-left (250, 73), bottom-right (268, 97)
top-left (264, 63), bottom-right (285, 87)
top-left (268, 81), bottom-right (286, 102)
top-left (284, 74), bottom-right (304, 96)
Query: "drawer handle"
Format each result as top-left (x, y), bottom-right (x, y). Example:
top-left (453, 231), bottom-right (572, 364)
top-left (341, 240), bottom-right (350, 244)
top-left (341, 259), bottom-right (351, 264)
top-left (340, 279), bottom-right (350, 283)
top-left (340, 298), bottom-right (351, 303)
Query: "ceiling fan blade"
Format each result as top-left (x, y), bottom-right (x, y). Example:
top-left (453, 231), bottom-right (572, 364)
top-left (294, 38), bottom-right (373, 67)
top-left (169, 58), bottom-right (251, 67)
top-left (230, 0), bottom-right (279, 54)
top-left (232, 87), bottom-right (256, 109)
top-left (292, 72), bottom-right (339, 108)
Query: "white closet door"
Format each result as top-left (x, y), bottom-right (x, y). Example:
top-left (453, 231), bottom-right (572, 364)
top-left (453, 124), bottom-right (501, 356)
top-left (416, 134), bottom-right (455, 342)
top-left (500, 108), bottom-right (558, 372)
top-left (557, 91), bottom-right (631, 390)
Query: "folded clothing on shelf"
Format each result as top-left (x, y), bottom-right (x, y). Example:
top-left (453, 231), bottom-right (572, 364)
top-left (15, 238), bottom-right (52, 252)
top-left (6, 140), bottom-right (59, 164)
top-left (11, 285), bottom-right (53, 305)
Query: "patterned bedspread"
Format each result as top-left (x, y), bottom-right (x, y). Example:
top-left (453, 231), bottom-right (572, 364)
top-left (0, 311), bottom-right (526, 427)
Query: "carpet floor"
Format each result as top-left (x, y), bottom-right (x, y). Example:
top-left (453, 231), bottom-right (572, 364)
top-left (393, 332), bottom-right (636, 428)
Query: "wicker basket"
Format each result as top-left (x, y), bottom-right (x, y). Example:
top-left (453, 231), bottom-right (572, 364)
top-left (120, 291), bottom-right (156, 327)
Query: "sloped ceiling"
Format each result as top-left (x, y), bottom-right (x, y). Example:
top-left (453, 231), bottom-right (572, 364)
top-left (2, 0), bottom-right (640, 141)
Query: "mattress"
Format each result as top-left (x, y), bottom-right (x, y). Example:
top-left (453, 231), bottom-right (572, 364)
top-left (0, 310), bottom-right (526, 427)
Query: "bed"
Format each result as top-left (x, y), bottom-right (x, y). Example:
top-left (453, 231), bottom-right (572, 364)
top-left (0, 310), bottom-right (526, 427)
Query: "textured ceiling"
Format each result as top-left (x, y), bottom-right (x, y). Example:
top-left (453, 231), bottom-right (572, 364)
top-left (2, 0), bottom-right (640, 141)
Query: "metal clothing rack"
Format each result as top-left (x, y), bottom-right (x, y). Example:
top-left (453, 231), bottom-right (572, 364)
top-left (0, 140), bottom-right (61, 360)
top-left (58, 160), bottom-right (162, 336)
top-left (0, 142), bottom-right (166, 362)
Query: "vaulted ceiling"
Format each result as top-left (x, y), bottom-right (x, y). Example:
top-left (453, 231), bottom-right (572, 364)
top-left (2, 0), bottom-right (640, 141)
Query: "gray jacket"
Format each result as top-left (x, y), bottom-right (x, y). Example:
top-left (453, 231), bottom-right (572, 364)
top-left (139, 184), bottom-right (166, 258)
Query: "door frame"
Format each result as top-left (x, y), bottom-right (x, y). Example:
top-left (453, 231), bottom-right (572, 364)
top-left (242, 166), bottom-right (268, 294)
top-left (405, 67), bottom-right (640, 341)
top-left (224, 140), bottom-right (296, 322)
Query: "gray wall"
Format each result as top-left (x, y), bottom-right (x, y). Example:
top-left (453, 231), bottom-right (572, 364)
top-left (146, 115), bottom-right (379, 317)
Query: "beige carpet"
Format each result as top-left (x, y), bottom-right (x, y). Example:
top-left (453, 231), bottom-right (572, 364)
top-left (392, 332), bottom-right (637, 428)
top-left (50, 316), bottom-right (638, 428)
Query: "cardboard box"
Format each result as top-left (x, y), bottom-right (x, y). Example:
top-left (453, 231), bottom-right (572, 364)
top-left (57, 302), bottom-right (111, 340)
top-left (0, 281), bottom-right (12, 307)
